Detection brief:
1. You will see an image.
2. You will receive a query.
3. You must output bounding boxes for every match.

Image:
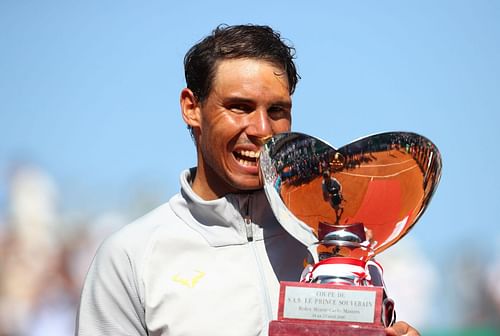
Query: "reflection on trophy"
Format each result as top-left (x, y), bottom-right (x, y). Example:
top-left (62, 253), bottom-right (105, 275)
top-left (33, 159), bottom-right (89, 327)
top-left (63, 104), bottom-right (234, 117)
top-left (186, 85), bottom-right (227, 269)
top-left (260, 132), bottom-right (442, 335)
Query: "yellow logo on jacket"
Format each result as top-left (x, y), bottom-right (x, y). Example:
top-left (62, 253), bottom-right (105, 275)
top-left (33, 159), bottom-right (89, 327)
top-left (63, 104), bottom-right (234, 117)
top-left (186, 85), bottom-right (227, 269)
top-left (172, 270), bottom-right (206, 288)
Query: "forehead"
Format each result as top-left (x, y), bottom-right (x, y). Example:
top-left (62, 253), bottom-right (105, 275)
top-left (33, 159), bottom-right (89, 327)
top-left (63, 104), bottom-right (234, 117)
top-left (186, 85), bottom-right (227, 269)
top-left (211, 58), bottom-right (290, 97)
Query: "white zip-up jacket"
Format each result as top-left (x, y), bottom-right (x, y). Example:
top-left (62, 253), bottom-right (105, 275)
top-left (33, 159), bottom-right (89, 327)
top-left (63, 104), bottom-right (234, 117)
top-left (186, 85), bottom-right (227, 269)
top-left (76, 169), bottom-right (307, 336)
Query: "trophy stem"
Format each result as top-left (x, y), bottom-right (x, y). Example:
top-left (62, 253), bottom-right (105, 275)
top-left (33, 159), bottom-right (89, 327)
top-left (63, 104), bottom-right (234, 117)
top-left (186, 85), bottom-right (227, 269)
top-left (302, 257), bottom-right (371, 286)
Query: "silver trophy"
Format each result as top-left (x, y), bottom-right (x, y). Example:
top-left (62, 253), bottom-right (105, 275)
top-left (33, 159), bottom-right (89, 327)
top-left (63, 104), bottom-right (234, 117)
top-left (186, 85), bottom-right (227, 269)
top-left (262, 132), bottom-right (442, 334)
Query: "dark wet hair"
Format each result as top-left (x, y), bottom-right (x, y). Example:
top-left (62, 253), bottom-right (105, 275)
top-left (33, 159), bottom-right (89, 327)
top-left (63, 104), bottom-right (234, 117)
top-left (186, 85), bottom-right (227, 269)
top-left (184, 24), bottom-right (300, 103)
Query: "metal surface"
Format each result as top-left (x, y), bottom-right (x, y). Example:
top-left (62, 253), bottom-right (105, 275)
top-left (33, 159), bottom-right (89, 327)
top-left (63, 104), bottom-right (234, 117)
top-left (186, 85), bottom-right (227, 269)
top-left (260, 131), bottom-right (442, 260)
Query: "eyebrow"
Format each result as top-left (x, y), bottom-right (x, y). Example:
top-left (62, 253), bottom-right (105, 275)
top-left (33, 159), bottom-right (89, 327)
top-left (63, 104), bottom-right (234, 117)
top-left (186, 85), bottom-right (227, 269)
top-left (223, 96), bottom-right (292, 109)
top-left (223, 97), bottom-right (255, 105)
top-left (271, 100), bottom-right (292, 109)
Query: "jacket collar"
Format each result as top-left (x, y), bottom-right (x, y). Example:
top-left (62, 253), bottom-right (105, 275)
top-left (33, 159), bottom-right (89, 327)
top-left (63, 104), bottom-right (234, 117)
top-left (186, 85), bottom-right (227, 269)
top-left (169, 169), bottom-right (283, 247)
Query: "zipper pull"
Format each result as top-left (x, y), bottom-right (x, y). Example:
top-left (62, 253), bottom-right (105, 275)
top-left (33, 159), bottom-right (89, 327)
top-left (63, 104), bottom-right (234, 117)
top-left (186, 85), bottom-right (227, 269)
top-left (243, 195), bottom-right (253, 242)
top-left (245, 217), bottom-right (253, 242)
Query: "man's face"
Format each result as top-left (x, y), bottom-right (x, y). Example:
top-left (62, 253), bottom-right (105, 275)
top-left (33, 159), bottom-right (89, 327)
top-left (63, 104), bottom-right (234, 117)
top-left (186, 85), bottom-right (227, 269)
top-left (190, 58), bottom-right (292, 199)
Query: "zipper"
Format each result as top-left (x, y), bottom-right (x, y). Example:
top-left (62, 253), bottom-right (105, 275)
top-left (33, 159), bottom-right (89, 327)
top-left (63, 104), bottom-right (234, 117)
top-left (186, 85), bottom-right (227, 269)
top-left (245, 217), bottom-right (253, 242)
top-left (242, 194), bottom-right (273, 329)
top-left (244, 196), bottom-right (253, 242)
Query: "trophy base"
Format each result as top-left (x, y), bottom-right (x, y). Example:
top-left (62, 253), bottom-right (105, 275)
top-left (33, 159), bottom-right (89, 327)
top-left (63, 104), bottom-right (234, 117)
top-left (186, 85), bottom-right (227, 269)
top-left (269, 281), bottom-right (387, 336)
top-left (269, 320), bottom-right (386, 335)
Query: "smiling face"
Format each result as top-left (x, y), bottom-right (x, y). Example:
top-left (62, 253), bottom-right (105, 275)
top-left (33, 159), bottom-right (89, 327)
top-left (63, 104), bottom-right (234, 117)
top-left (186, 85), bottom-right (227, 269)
top-left (181, 58), bottom-right (292, 200)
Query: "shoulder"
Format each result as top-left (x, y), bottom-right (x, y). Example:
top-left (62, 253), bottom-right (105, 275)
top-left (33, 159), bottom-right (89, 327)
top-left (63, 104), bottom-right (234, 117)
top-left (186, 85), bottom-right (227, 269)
top-left (77, 203), bottom-right (179, 336)
top-left (93, 200), bottom-right (181, 272)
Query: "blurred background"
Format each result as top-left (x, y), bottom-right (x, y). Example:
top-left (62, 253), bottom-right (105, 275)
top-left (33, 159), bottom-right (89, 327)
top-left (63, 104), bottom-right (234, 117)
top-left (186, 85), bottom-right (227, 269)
top-left (1, 1), bottom-right (499, 335)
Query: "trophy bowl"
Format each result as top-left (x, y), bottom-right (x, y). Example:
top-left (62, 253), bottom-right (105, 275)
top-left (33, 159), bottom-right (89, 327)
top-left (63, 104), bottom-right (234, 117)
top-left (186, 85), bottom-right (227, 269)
top-left (260, 131), bottom-right (442, 335)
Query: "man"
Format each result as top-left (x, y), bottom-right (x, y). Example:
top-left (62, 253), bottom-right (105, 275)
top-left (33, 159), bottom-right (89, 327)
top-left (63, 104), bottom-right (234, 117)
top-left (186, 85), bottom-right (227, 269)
top-left (322, 169), bottom-right (344, 222)
top-left (76, 24), bottom-right (419, 335)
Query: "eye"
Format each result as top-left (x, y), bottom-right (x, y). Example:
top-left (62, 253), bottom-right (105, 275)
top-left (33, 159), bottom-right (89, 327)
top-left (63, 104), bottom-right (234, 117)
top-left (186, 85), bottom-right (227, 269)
top-left (228, 103), bottom-right (253, 114)
top-left (268, 105), bottom-right (290, 119)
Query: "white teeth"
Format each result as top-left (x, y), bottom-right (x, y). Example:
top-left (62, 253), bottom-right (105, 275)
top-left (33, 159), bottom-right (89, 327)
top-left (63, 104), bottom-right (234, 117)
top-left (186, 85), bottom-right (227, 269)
top-left (238, 158), bottom-right (256, 167)
top-left (238, 150), bottom-right (260, 158)
top-left (235, 150), bottom-right (259, 167)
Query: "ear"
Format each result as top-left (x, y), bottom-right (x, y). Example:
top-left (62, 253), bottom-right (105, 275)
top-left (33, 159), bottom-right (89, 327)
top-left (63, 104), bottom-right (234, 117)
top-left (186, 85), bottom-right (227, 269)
top-left (180, 88), bottom-right (201, 129)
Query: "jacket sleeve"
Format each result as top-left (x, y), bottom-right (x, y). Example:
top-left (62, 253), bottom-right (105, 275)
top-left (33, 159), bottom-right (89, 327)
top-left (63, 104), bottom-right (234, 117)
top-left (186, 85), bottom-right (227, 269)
top-left (75, 234), bottom-right (147, 336)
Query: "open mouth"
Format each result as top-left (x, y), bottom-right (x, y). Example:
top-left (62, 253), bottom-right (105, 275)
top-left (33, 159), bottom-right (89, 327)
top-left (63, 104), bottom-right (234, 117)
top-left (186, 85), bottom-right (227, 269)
top-left (233, 150), bottom-right (260, 167)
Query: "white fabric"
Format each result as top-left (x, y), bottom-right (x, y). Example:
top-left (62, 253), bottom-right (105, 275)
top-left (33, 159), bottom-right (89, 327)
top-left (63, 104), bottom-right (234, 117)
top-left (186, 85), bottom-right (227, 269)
top-left (76, 169), bottom-right (307, 336)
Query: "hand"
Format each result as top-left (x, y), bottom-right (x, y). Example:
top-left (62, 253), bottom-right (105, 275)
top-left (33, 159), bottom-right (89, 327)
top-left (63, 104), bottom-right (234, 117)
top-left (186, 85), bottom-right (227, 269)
top-left (385, 321), bottom-right (420, 336)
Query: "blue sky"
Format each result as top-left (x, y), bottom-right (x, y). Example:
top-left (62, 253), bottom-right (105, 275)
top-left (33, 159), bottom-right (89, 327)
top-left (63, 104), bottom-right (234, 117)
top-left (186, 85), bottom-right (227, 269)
top-left (1, 0), bottom-right (499, 327)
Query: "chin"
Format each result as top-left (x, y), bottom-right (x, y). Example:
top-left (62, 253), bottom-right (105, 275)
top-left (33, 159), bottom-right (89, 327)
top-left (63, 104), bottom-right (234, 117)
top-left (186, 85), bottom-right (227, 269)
top-left (231, 178), bottom-right (262, 192)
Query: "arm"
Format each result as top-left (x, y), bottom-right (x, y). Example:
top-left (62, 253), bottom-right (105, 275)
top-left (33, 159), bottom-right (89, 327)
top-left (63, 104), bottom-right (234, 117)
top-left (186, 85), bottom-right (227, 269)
top-left (321, 181), bottom-right (330, 201)
top-left (76, 235), bottom-right (147, 336)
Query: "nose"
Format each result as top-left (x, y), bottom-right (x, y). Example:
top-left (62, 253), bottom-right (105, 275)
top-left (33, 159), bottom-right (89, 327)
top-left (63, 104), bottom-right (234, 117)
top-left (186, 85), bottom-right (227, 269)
top-left (246, 109), bottom-right (273, 144)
